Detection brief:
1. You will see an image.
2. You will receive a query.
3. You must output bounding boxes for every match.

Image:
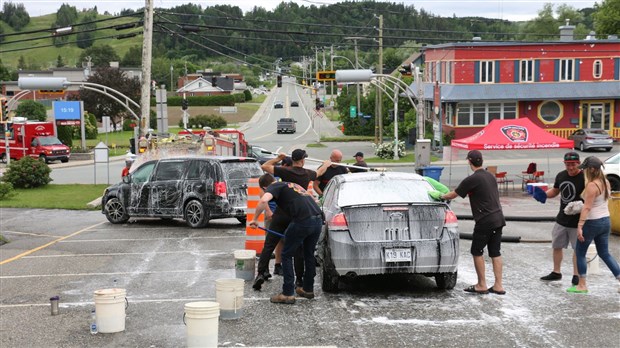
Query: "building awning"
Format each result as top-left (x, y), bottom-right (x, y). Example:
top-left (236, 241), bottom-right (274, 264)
top-left (408, 81), bottom-right (620, 102)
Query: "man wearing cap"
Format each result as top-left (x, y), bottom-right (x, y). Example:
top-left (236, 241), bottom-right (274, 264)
top-left (538, 152), bottom-right (584, 285)
top-left (441, 150), bottom-right (506, 295)
top-left (350, 152), bottom-right (369, 173)
top-left (253, 149), bottom-right (317, 291)
top-left (314, 149), bottom-right (349, 196)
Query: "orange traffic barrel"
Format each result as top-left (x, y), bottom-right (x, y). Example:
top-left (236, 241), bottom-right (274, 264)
top-left (245, 178), bottom-right (265, 254)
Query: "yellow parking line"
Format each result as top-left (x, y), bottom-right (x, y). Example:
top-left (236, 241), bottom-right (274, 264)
top-left (0, 221), bottom-right (106, 265)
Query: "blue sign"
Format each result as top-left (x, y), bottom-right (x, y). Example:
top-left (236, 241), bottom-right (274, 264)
top-left (362, 114), bottom-right (372, 119)
top-left (53, 101), bottom-right (81, 120)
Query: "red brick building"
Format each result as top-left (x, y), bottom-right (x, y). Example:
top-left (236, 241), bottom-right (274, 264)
top-left (414, 26), bottom-right (620, 141)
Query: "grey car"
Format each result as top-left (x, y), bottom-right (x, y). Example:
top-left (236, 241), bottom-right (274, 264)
top-left (604, 152), bottom-right (620, 191)
top-left (569, 128), bottom-right (613, 152)
top-left (317, 172), bottom-right (459, 292)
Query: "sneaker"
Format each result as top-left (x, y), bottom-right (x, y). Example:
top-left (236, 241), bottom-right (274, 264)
top-left (273, 263), bottom-right (283, 276)
top-left (252, 274), bottom-right (265, 291)
top-left (540, 272), bottom-right (562, 281)
top-left (295, 287), bottom-right (315, 299)
top-left (270, 293), bottom-right (296, 304)
top-left (571, 275), bottom-right (579, 286)
top-left (263, 271), bottom-right (272, 280)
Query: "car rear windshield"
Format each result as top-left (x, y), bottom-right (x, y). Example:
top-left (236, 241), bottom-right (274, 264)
top-left (221, 162), bottom-right (263, 180)
top-left (280, 118), bottom-right (293, 122)
top-left (337, 179), bottom-right (433, 206)
top-left (588, 129), bottom-right (608, 135)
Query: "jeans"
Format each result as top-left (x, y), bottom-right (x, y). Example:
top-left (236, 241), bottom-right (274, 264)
top-left (257, 213), bottom-right (305, 282)
top-left (281, 215), bottom-right (322, 296)
top-left (575, 217), bottom-right (620, 279)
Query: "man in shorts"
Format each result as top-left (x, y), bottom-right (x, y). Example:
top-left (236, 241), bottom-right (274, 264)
top-left (442, 150), bottom-right (506, 295)
top-left (539, 151), bottom-right (584, 286)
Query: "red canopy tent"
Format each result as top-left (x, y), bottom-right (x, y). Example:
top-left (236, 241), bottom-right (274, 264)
top-left (451, 118), bottom-right (573, 150)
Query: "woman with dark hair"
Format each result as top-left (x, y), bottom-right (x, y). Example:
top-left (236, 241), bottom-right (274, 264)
top-left (569, 156), bottom-right (620, 294)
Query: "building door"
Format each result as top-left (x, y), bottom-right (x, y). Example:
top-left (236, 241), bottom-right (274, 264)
top-left (588, 104), bottom-right (605, 130)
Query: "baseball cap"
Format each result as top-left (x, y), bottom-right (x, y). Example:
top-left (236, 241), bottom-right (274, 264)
top-left (291, 149), bottom-right (308, 161)
top-left (466, 150), bottom-right (483, 167)
top-left (578, 156), bottom-right (603, 170)
top-left (354, 152), bottom-right (364, 158)
top-left (563, 151), bottom-right (580, 163)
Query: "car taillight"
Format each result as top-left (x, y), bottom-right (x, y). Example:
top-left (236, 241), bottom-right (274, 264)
top-left (585, 137), bottom-right (594, 140)
top-left (214, 181), bottom-right (227, 198)
top-left (329, 213), bottom-right (348, 230)
top-left (444, 210), bottom-right (458, 228)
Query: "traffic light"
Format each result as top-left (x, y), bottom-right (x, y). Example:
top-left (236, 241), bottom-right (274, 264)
top-left (277, 75), bottom-right (282, 88)
top-left (181, 98), bottom-right (188, 110)
top-left (398, 110), bottom-right (405, 122)
top-left (399, 63), bottom-right (412, 76)
top-left (316, 71), bottom-right (336, 81)
top-left (1, 98), bottom-right (8, 122)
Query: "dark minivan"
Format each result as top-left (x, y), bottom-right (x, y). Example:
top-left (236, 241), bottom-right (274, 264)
top-left (102, 156), bottom-right (263, 228)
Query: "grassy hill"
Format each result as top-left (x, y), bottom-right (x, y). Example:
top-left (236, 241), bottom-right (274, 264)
top-left (1, 13), bottom-right (143, 69)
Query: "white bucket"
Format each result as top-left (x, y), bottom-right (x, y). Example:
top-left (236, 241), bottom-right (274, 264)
top-left (233, 249), bottom-right (256, 281)
top-left (586, 244), bottom-right (600, 274)
top-left (93, 288), bottom-right (126, 333)
top-left (184, 301), bottom-right (219, 348)
top-left (215, 278), bottom-right (244, 320)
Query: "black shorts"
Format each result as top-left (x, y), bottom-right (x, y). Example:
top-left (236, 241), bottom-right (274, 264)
top-left (470, 225), bottom-right (503, 257)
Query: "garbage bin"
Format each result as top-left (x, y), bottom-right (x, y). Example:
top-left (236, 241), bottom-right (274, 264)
top-left (421, 166), bottom-right (444, 181)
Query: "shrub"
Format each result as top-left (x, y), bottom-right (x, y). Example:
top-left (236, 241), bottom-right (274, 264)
top-left (0, 182), bottom-right (15, 200)
top-left (56, 125), bottom-right (73, 147)
top-left (2, 156), bottom-right (52, 188)
top-left (372, 141), bottom-right (406, 160)
top-left (180, 114), bottom-right (227, 129)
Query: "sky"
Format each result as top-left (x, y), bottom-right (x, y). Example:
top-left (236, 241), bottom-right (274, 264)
top-left (20, 0), bottom-right (600, 22)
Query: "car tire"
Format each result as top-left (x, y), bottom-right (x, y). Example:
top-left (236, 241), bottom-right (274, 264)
top-left (39, 154), bottom-right (49, 163)
top-left (61, 158), bottom-right (69, 163)
top-left (104, 197), bottom-right (130, 224)
top-left (435, 271), bottom-right (458, 290)
top-left (237, 217), bottom-right (247, 225)
top-left (605, 147), bottom-right (611, 152)
top-left (321, 262), bottom-right (340, 292)
top-left (184, 200), bottom-right (209, 228)
top-left (608, 176), bottom-right (620, 192)
top-left (579, 143), bottom-right (585, 152)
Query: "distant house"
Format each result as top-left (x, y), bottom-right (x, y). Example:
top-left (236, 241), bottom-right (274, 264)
top-left (176, 72), bottom-right (245, 96)
top-left (411, 24), bottom-right (620, 141)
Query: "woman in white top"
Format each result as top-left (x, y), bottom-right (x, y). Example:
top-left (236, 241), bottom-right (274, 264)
top-left (569, 156), bottom-right (620, 293)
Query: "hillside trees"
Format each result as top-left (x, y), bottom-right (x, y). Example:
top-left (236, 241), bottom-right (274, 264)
top-left (1, 2), bottom-right (30, 31)
top-left (76, 10), bottom-right (97, 49)
top-left (78, 44), bottom-right (120, 68)
top-left (52, 4), bottom-right (78, 47)
top-left (79, 67), bottom-right (140, 128)
top-left (593, 0), bottom-right (620, 36)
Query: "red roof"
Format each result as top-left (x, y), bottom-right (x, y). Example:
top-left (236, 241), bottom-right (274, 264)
top-left (451, 118), bottom-right (573, 150)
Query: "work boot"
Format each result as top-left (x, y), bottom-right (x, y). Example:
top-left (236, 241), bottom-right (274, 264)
top-left (252, 274), bottom-right (265, 291)
top-left (540, 272), bottom-right (562, 281)
top-left (263, 271), bottom-right (272, 280)
top-left (295, 287), bottom-right (315, 299)
top-left (273, 263), bottom-right (283, 276)
top-left (270, 293), bottom-right (295, 304)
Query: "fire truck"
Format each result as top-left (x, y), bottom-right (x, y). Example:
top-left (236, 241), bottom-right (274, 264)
top-left (0, 119), bottom-right (71, 163)
top-left (177, 128), bottom-right (249, 157)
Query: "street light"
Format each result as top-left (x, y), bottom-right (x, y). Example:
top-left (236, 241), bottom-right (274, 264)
top-left (332, 55), bottom-right (360, 118)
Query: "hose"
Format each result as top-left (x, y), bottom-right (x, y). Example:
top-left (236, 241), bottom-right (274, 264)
top-left (456, 214), bottom-right (556, 222)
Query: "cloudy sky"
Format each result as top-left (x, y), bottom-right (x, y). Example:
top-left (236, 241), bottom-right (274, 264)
top-left (21, 0), bottom-right (599, 21)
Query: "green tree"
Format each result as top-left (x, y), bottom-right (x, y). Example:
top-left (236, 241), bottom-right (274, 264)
top-left (79, 66), bottom-right (140, 127)
top-left (17, 55), bottom-right (26, 70)
top-left (121, 45), bottom-right (142, 67)
top-left (1, 2), bottom-right (30, 30)
top-left (76, 10), bottom-right (97, 49)
top-left (78, 45), bottom-right (120, 67)
top-left (56, 55), bottom-right (66, 68)
top-left (52, 4), bottom-right (78, 47)
top-left (593, 0), bottom-right (620, 36)
top-left (0, 59), bottom-right (12, 81)
top-left (16, 100), bottom-right (47, 121)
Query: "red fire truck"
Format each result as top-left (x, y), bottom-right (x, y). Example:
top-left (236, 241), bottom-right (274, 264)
top-left (0, 119), bottom-right (71, 163)
top-left (178, 128), bottom-right (249, 157)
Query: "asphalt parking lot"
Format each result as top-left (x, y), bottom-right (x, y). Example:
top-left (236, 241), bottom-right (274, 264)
top-left (1, 190), bottom-right (619, 347)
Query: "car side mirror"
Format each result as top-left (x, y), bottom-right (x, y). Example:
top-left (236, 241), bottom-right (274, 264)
top-left (123, 175), bottom-right (131, 184)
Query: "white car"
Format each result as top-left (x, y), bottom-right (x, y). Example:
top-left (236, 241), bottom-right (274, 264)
top-left (604, 152), bottom-right (620, 191)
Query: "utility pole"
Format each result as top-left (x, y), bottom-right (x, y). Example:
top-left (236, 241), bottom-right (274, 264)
top-left (330, 45), bottom-right (334, 105)
top-left (346, 37), bottom-right (363, 120)
top-left (375, 14), bottom-right (384, 143)
top-left (140, 0), bottom-right (154, 137)
top-left (170, 65), bottom-right (173, 92)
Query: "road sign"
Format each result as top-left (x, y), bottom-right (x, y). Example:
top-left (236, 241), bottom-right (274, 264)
top-left (350, 106), bottom-right (357, 118)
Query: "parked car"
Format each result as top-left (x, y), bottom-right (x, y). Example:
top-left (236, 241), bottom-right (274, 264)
top-left (568, 128), bottom-right (613, 152)
top-left (102, 156), bottom-right (263, 228)
top-left (317, 172), bottom-right (459, 292)
top-left (290, 101), bottom-right (299, 107)
top-left (248, 145), bottom-right (277, 164)
top-left (604, 152), bottom-right (620, 191)
top-left (274, 101), bottom-right (284, 109)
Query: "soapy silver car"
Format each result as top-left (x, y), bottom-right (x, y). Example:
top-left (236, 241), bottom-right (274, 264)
top-left (317, 172), bottom-right (459, 292)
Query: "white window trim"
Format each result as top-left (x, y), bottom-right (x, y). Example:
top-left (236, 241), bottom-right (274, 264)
top-left (593, 60), bottom-right (603, 79)
top-left (560, 59), bottom-right (574, 81)
top-left (520, 60), bottom-right (534, 83)
top-left (480, 61), bottom-right (495, 83)
top-left (456, 102), bottom-right (517, 126)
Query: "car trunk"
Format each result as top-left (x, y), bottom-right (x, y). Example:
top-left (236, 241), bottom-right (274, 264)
top-left (221, 161), bottom-right (262, 215)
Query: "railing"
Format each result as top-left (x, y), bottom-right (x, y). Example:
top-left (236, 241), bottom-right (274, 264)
top-left (547, 127), bottom-right (620, 140)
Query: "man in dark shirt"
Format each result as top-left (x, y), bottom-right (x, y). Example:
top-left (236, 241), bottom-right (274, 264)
top-left (539, 151), bottom-right (584, 285)
top-left (250, 173), bottom-right (323, 304)
top-left (253, 149), bottom-right (317, 291)
top-left (314, 149), bottom-right (349, 196)
top-left (349, 151), bottom-right (369, 173)
top-left (442, 150), bottom-right (506, 295)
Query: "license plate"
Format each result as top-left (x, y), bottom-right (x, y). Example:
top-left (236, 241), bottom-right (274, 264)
top-left (385, 248), bottom-right (411, 262)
